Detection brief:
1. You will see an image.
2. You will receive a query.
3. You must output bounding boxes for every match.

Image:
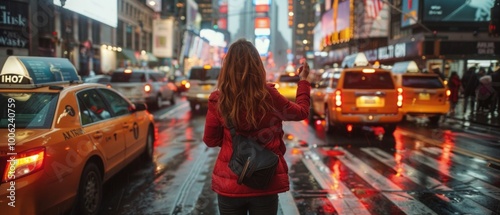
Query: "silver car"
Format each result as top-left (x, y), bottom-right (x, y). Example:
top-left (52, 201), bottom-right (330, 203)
top-left (109, 68), bottom-right (177, 109)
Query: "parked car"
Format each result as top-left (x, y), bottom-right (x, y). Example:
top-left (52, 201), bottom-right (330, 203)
top-left (109, 68), bottom-right (177, 109)
top-left (185, 65), bottom-right (221, 110)
top-left (0, 56), bottom-right (155, 215)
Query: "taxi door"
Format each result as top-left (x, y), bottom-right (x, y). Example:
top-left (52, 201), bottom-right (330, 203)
top-left (77, 89), bottom-right (126, 171)
top-left (97, 88), bottom-right (147, 159)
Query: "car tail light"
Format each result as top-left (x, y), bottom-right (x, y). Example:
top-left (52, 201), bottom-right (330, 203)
top-left (106, 84), bottom-right (112, 88)
top-left (446, 89), bottom-right (451, 99)
top-left (144, 84), bottom-right (152, 93)
top-left (185, 82), bottom-right (191, 89)
top-left (335, 89), bottom-right (342, 107)
top-left (2, 147), bottom-right (45, 182)
top-left (397, 87), bottom-right (403, 108)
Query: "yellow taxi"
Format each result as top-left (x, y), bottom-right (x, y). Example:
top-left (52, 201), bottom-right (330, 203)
top-left (274, 72), bottom-right (301, 101)
top-left (0, 56), bottom-right (155, 215)
top-left (309, 68), bottom-right (341, 124)
top-left (392, 72), bottom-right (450, 125)
top-left (322, 53), bottom-right (404, 134)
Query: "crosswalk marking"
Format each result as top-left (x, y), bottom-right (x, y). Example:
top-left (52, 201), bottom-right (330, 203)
top-left (302, 150), bottom-right (371, 215)
top-left (336, 147), bottom-right (438, 214)
top-left (411, 150), bottom-right (500, 201)
top-left (362, 147), bottom-right (494, 215)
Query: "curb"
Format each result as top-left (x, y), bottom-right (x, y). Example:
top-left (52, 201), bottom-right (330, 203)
top-left (444, 116), bottom-right (500, 128)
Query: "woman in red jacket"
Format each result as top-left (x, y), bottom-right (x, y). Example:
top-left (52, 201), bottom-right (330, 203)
top-left (203, 39), bottom-right (311, 215)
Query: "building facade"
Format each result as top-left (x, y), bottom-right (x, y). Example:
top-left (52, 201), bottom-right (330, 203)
top-left (0, 0), bottom-right (156, 77)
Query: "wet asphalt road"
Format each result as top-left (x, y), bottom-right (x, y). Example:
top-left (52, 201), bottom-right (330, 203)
top-left (98, 97), bottom-right (500, 215)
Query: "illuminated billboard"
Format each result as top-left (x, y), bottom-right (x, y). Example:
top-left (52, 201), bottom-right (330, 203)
top-left (402, 0), bottom-right (419, 27)
top-left (255, 35), bottom-right (270, 56)
top-left (321, 0), bottom-right (350, 35)
top-left (423, 0), bottom-right (493, 22)
top-left (53, 0), bottom-right (117, 27)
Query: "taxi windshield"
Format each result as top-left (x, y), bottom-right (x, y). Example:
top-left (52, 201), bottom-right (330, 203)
top-left (0, 93), bottom-right (58, 129)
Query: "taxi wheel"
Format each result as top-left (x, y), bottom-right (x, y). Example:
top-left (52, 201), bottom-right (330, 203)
top-left (75, 163), bottom-right (102, 215)
top-left (156, 95), bottom-right (163, 109)
top-left (428, 115), bottom-right (441, 126)
top-left (142, 126), bottom-right (154, 161)
top-left (324, 106), bottom-right (335, 134)
top-left (384, 124), bottom-right (397, 134)
top-left (170, 93), bottom-right (176, 105)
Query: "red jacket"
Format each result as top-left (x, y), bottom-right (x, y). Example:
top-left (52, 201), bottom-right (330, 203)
top-left (203, 80), bottom-right (311, 197)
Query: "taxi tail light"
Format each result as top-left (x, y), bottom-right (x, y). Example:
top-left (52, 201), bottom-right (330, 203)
top-left (397, 87), bottom-right (403, 108)
top-left (446, 89), bottom-right (451, 100)
top-left (144, 84), bottom-right (152, 93)
top-left (334, 89), bottom-right (342, 107)
top-left (2, 147), bottom-right (45, 183)
top-left (185, 81), bottom-right (191, 89)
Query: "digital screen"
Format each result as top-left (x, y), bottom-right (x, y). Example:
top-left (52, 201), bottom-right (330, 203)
top-left (401, 0), bottom-right (419, 27)
top-left (321, 0), bottom-right (350, 35)
top-left (423, 0), bottom-right (493, 22)
top-left (255, 36), bottom-right (270, 56)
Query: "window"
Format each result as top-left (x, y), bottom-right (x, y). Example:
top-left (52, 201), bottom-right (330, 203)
top-left (0, 93), bottom-right (58, 129)
top-left (343, 72), bottom-right (395, 89)
top-left (77, 89), bottom-right (112, 125)
top-left (188, 68), bottom-right (221, 81)
top-left (402, 76), bottom-right (444, 89)
top-left (98, 89), bottom-right (131, 117)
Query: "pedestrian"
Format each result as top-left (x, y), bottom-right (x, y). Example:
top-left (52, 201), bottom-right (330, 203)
top-left (447, 71), bottom-right (461, 114)
top-left (491, 65), bottom-right (500, 114)
top-left (202, 39), bottom-right (311, 215)
top-left (461, 66), bottom-right (480, 115)
top-left (476, 75), bottom-right (496, 114)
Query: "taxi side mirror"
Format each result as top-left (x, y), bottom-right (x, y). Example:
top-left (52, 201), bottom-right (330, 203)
top-left (132, 103), bottom-right (148, 112)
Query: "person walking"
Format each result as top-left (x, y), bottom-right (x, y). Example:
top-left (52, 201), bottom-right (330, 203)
top-left (491, 65), bottom-right (500, 114)
top-left (203, 39), bottom-right (311, 215)
top-left (461, 66), bottom-right (480, 115)
top-left (447, 71), bottom-right (461, 114)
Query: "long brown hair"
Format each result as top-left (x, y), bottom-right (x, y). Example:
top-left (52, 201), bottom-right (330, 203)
top-left (217, 39), bottom-right (274, 128)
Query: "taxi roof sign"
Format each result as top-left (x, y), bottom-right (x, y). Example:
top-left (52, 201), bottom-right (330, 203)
top-left (341, 53), bottom-right (370, 68)
top-left (0, 56), bottom-right (81, 86)
top-left (391, 61), bottom-right (419, 74)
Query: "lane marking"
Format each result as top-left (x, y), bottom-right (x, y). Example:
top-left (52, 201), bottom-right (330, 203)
top-left (158, 102), bottom-right (189, 120)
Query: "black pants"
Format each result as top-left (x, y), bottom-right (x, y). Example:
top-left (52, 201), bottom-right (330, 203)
top-left (217, 194), bottom-right (278, 215)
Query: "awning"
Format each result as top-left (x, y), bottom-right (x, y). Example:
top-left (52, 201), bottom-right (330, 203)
top-left (146, 53), bottom-right (159, 62)
top-left (118, 49), bottom-right (139, 65)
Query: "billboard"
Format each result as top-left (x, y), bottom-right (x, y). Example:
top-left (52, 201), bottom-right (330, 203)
top-left (321, 0), bottom-right (350, 36)
top-left (53, 0), bottom-right (117, 28)
top-left (402, 0), bottom-right (419, 27)
top-left (255, 35), bottom-right (270, 56)
top-left (423, 0), bottom-right (494, 22)
top-left (152, 18), bottom-right (174, 58)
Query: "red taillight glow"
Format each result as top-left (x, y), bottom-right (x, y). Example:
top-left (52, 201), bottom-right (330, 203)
top-left (346, 124), bottom-right (353, 132)
top-left (335, 90), bottom-right (342, 107)
top-left (185, 82), bottom-right (190, 89)
top-left (144, 84), bottom-right (152, 93)
top-left (446, 89), bottom-right (451, 98)
top-left (397, 87), bottom-right (403, 108)
top-left (2, 147), bottom-right (45, 182)
top-left (106, 84), bottom-right (112, 88)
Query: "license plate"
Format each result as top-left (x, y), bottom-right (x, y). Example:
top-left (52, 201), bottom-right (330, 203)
top-left (418, 93), bottom-right (430, 100)
top-left (356, 96), bottom-right (384, 107)
top-left (202, 85), bottom-right (212, 90)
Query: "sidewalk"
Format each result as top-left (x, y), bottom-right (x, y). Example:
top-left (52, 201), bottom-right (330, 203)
top-left (444, 98), bottom-right (500, 128)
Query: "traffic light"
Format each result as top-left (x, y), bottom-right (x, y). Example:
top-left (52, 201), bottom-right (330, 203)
top-left (490, 1), bottom-right (500, 36)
